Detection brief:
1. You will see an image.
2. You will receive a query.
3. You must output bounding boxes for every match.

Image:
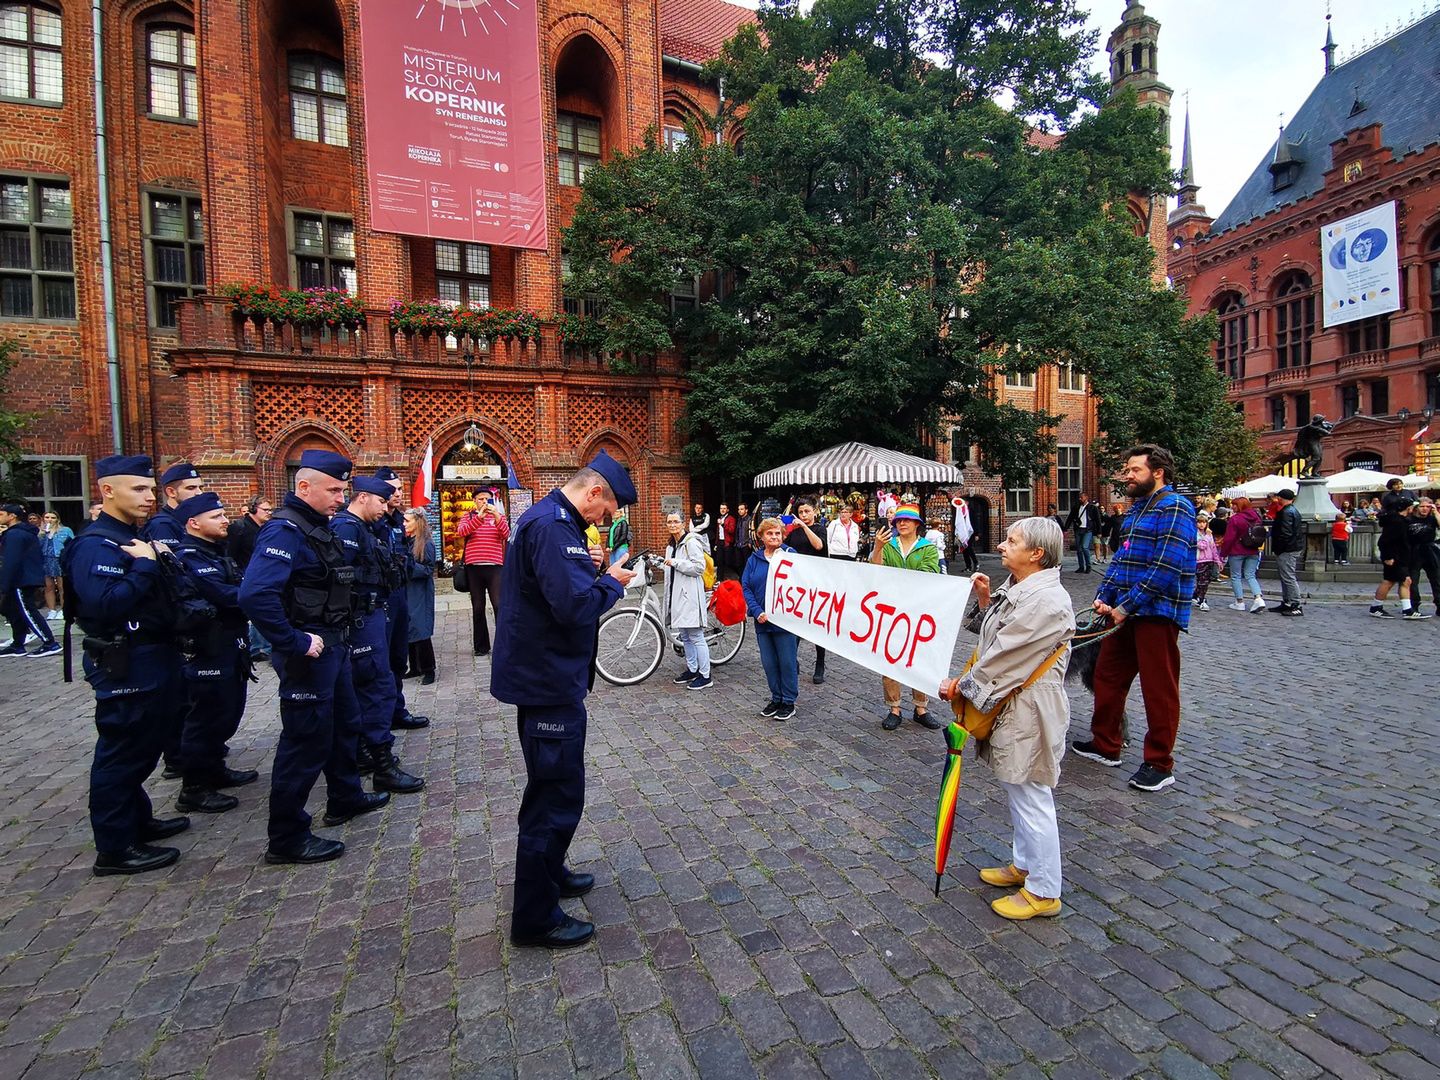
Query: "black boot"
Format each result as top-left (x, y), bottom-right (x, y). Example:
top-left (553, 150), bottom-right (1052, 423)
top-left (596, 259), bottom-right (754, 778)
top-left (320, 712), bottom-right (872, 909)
top-left (94, 844), bottom-right (180, 876)
top-left (355, 741), bottom-right (376, 776)
top-left (177, 785), bottom-right (239, 814)
top-left (370, 745), bottom-right (425, 794)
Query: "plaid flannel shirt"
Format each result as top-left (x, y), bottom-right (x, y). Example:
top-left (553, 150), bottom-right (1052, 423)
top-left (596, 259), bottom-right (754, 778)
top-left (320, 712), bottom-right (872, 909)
top-left (1095, 486), bottom-right (1197, 630)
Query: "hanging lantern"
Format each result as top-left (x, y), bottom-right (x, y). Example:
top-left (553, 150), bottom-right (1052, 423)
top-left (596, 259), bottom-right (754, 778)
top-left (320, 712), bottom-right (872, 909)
top-left (463, 422), bottom-right (485, 451)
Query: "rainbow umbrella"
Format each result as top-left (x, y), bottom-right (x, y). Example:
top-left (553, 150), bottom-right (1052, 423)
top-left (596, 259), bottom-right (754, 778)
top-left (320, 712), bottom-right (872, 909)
top-left (933, 720), bottom-right (970, 896)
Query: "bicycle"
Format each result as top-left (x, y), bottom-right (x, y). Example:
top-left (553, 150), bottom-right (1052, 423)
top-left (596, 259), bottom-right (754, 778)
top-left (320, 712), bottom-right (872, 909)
top-left (595, 550), bottom-right (747, 685)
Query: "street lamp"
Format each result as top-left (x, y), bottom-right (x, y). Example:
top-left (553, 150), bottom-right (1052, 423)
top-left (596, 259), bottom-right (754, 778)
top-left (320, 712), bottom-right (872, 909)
top-left (1397, 407), bottom-right (1410, 422)
top-left (461, 345), bottom-right (484, 451)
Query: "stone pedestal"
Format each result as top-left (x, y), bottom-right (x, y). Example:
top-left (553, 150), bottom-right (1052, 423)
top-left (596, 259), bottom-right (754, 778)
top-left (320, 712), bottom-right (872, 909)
top-left (1293, 477), bottom-right (1338, 523)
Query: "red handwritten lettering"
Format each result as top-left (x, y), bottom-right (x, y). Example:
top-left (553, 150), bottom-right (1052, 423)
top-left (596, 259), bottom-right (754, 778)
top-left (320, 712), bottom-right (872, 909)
top-left (883, 612), bottom-right (911, 663)
top-left (850, 590), bottom-right (878, 644)
top-left (906, 613), bottom-right (937, 667)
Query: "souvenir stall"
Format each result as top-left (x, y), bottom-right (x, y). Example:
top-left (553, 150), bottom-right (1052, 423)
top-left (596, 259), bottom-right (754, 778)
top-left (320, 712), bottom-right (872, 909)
top-left (434, 443), bottom-right (515, 569)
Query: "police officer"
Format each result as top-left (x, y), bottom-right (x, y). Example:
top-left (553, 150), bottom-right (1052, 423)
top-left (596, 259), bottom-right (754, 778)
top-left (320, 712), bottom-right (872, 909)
top-left (173, 492), bottom-right (260, 814)
top-left (373, 468), bottom-right (430, 732)
top-left (239, 450), bottom-right (388, 864)
top-left (66, 455), bottom-right (191, 875)
top-left (331, 476), bottom-right (424, 793)
top-left (143, 461), bottom-right (204, 547)
top-left (493, 451), bottom-right (638, 948)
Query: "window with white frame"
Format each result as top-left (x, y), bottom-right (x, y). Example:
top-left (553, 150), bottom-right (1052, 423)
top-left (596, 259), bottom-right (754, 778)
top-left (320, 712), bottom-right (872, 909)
top-left (557, 112), bottom-right (600, 185)
top-left (288, 53), bottom-right (348, 146)
top-left (0, 2), bottom-right (62, 104)
top-left (1057, 359), bottom-right (1086, 392)
top-left (146, 23), bottom-right (198, 120)
top-left (1004, 370), bottom-right (1035, 388)
top-left (1005, 484), bottom-right (1032, 515)
top-left (1056, 445), bottom-right (1082, 513)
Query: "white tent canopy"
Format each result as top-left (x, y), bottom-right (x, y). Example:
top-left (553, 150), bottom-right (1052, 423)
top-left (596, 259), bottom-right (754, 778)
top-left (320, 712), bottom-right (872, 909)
top-left (754, 441), bottom-right (964, 488)
top-left (1222, 474), bottom-right (1295, 499)
top-left (1325, 468), bottom-right (1407, 494)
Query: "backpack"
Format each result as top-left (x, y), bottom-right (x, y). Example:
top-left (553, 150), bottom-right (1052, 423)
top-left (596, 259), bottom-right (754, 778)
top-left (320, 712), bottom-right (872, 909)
top-left (702, 550), bottom-right (717, 591)
top-left (1242, 517), bottom-right (1268, 549)
top-left (711, 579), bottom-right (745, 625)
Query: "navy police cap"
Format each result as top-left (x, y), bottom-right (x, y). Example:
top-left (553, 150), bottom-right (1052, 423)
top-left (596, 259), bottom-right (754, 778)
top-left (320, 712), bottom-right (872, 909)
top-left (373, 466), bottom-right (400, 484)
top-left (352, 475), bottom-right (394, 498)
top-left (160, 461), bottom-right (200, 487)
top-left (175, 491), bottom-right (224, 522)
top-left (299, 449), bottom-right (353, 481)
top-left (587, 449), bottom-right (637, 507)
top-left (95, 454), bottom-right (154, 479)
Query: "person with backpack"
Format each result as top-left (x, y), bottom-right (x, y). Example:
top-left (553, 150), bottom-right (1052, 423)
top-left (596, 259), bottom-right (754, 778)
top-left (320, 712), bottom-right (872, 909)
top-left (0, 502), bottom-right (59, 657)
top-left (784, 501), bottom-right (829, 685)
top-left (663, 511), bottom-right (713, 690)
top-left (1268, 489), bottom-right (1306, 616)
top-left (1218, 495), bottom-right (1266, 612)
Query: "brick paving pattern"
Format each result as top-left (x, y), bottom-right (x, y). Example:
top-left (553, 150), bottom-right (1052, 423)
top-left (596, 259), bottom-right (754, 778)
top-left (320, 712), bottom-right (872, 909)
top-left (1, 573), bottom-right (1437, 1078)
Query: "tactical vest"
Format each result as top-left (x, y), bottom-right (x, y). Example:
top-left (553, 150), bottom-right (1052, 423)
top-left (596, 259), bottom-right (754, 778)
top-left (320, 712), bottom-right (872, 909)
top-left (272, 507), bottom-right (356, 627)
top-left (333, 510), bottom-right (385, 609)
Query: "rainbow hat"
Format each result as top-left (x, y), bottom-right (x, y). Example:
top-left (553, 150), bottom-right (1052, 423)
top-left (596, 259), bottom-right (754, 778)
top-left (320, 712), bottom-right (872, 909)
top-left (891, 503), bottom-right (923, 523)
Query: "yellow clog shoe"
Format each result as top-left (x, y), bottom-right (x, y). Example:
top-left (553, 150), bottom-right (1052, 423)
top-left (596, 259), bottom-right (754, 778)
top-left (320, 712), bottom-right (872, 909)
top-left (978, 864), bottom-right (1028, 887)
top-left (991, 887), bottom-right (1061, 921)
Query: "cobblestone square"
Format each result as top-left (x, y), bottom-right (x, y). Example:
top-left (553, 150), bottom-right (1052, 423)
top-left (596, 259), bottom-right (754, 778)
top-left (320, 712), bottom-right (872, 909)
top-left (1, 575), bottom-right (1437, 1079)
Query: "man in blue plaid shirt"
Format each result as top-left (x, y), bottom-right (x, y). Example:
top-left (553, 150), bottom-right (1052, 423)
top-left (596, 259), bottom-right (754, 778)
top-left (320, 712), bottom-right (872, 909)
top-left (1072, 445), bottom-right (1196, 792)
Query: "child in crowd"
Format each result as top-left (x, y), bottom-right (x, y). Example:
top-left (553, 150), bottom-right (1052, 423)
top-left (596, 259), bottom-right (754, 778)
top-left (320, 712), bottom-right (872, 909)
top-left (1193, 511), bottom-right (1223, 612)
top-left (1330, 512), bottom-right (1352, 565)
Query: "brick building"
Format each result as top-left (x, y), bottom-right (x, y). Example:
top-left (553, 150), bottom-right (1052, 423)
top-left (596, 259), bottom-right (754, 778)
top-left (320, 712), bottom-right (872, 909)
top-left (0, 0), bottom-right (754, 553)
top-left (938, 0), bottom-right (1171, 549)
top-left (1168, 11), bottom-right (1440, 478)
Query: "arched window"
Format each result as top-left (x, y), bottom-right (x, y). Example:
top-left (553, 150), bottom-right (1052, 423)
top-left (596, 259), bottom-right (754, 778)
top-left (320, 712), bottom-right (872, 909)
top-left (1273, 270), bottom-right (1314, 370)
top-left (0, 2), bottom-right (63, 103)
top-left (1427, 229), bottom-right (1440, 338)
top-left (146, 23), bottom-right (198, 120)
top-left (288, 52), bottom-right (347, 146)
top-left (1214, 292), bottom-right (1248, 381)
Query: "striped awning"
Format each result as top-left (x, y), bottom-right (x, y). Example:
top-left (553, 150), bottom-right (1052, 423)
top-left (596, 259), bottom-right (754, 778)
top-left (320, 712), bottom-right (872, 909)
top-left (753, 442), bottom-right (964, 488)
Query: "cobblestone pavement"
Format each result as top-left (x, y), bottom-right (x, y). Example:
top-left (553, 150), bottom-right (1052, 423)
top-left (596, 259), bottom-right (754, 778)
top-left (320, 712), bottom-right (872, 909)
top-left (2, 573), bottom-right (1438, 1080)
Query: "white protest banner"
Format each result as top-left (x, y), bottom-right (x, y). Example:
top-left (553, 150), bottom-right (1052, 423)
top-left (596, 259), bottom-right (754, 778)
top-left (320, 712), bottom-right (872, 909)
top-left (764, 555), bottom-right (972, 694)
top-left (1321, 200), bottom-right (1401, 328)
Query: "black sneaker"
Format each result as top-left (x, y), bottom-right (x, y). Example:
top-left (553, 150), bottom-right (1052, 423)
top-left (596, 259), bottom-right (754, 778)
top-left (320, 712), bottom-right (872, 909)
top-left (1403, 609), bottom-right (1433, 620)
top-left (760, 700), bottom-right (781, 718)
top-left (1128, 763), bottom-right (1175, 791)
top-left (1278, 605), bottom-right (1303, 617)
top-left (773, 703), bottom-right (795, 721)
top-left (687, 674), bottom-right (714, 691)
top-left (1071, 740), bottom-right (1122, 767)
top-left (673, 668), bottom-right (698, 685)
top-left (1370, 606), bottom-right (1394, 619)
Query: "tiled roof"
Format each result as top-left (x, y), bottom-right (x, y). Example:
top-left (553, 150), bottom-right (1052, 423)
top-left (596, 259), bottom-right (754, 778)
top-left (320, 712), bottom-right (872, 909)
top-left (660, 0), bottom-right (759, 65)
top-left (1209, 11), bottom-right (1440, 236)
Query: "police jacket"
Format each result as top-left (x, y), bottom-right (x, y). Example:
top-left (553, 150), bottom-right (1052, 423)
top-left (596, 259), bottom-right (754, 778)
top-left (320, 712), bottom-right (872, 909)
top-left (142, 505), bottom-right (185, 546)
top-left (332, 509), bottom-right (386, 610)
top-left (239, 493), bottom-right (353, 655)
top-left (176, 534), bottom-right (248, 670)
top-left (369, 512), bottom-right (409, 597)
top-left (490, 489), bottom-right (625, 706)
top-left (0, 519), bottom-right (44, 592)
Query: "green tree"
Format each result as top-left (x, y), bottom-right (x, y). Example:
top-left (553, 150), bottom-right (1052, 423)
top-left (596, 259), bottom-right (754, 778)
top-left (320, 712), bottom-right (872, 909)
top-left (566, 0), bottom-right (1218, 482)
top-left (0, 338), bottom-right (39, 502)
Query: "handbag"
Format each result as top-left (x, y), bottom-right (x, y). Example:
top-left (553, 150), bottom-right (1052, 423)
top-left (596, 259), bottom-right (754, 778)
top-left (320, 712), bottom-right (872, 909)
top-left (949, 640), bottom-right (1068, 740)
top-left (452, 564), bottom-right (470, 593)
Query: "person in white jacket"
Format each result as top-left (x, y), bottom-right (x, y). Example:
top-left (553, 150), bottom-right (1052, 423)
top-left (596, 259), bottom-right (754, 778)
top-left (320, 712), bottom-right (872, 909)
top-left (663, 513), bottom-right (712, 689)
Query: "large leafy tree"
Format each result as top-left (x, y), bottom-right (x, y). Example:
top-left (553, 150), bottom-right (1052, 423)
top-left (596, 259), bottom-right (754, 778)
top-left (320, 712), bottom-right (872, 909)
top-left (566, 0), bottom-right (1232, 484)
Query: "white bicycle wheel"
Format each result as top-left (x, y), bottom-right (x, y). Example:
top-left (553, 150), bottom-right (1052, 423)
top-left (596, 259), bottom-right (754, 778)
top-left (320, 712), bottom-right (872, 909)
top-left (706, 610), bottom-right (746, 666)
top-left (595, 608), bottom-right (665, 686)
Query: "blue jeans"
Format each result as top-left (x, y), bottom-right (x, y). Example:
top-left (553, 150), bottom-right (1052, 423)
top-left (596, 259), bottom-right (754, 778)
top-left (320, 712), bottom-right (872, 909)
top-left (248, 622), bottom-right (271, 656)
top-left (755, 628), bottom-right (798, 705)
top-left (1076, 531), bottom-right (1093, 572)
top-left (1228, 554), bottom-right (1261, 601)
top-left (677, 626), bottom-right (711, 678)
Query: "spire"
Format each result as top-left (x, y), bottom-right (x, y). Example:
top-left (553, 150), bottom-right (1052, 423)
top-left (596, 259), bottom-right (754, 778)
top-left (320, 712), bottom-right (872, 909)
top-left (1179, 103), bottom-right (1195, 187)
top-left (1323, 9), bottom-right (1337, 75)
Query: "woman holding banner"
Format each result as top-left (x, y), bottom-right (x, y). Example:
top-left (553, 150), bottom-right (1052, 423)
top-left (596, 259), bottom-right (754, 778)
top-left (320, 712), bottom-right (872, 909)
top-left (870, 502), bottom-right (944, 731)
top-left (741, 518), bottom-right (798, 721)
top-left (940, 517), bottom-right (1074, 921)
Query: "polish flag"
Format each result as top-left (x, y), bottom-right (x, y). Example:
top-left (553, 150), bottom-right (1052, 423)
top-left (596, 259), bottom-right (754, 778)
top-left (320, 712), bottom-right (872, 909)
top-left (412, 440), bottom-right (434, 507)
top-left (1412, 424), bottom-right (1430, 443)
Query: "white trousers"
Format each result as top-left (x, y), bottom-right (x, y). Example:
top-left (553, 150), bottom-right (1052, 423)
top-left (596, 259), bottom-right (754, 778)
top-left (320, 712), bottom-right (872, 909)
top-left (1000, 780), bottom-right (1062, 899)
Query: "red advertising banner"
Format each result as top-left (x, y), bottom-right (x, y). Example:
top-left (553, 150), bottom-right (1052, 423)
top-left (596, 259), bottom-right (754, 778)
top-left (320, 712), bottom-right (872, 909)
top-left (357, 0), bottom-right (549, 250)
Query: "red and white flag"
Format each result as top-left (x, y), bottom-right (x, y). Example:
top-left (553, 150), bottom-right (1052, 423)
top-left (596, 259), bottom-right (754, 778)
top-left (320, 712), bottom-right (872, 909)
top-left (412, 440), bottom-right (434, 507)
top-left (1411, 424), bottom-right (1430, 443)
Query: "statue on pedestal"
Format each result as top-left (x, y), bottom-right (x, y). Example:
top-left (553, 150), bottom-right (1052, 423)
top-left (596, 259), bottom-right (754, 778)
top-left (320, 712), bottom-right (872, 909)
top-left (1292, 414), bottom-right (1334, 478)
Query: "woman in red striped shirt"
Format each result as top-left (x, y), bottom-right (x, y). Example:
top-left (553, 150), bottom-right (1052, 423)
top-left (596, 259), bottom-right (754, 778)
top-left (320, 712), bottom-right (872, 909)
top-left (457, 490), bottom-right (510, 655)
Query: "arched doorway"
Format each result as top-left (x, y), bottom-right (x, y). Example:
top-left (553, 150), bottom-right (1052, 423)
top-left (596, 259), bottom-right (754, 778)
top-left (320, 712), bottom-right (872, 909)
top-left (434, 440), bottom-right (510, 567)
top-left (967, 495), bottom-right (992, 553)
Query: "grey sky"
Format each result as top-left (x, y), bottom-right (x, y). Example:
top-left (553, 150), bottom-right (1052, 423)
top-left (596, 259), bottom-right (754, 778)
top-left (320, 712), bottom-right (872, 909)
top-left (729, 0), bottom-right (1430, 221)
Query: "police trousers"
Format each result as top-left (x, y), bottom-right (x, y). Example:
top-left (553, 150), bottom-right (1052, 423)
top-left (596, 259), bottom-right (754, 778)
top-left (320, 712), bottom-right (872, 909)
top-left (512, 703), bottom-right (587, 938)
top-left (269, 643), bottom-right (365, 849)
top-left (349, 611), bottom-right (396, 751)
top-left (180, 659), bottom-right (248, 783)
top-left (385, 589), bottom-right (411, 724)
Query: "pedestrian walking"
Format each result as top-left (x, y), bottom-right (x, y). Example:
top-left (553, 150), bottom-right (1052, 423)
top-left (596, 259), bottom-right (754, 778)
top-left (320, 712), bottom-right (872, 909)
top-left (939, 516), bottom-right (1073, 920)
top-left (1072, 445), bottom-right (1195, 792)
top-left (1218, 496), bottom-right (1266, 612)
top-left (785, 501), bottom-right (829, 684)
top-left (1192, 512), bottom-right (1222, 611)
top-left (1062, 494), bottom-right (1101, 573)
top-left (741, 518), bottom-right (798, 721)
top-left (457, 490), bottom-right (509, 656)
top-left (663, 512), bottom-right (713, 690)
top-left (0, 502), bottom-right (59, 657)
top-left (404, 508), bottom-right (437, 685)
top-left (38, 511), bottom-right (73, 620)
top-left (870, 502), bottom-right (945, 731)
top-left (492, 452), bottom-right (638, 949)
top-left (951, 494), bottom-right (980, 572)
top-left (1405, 496), bottom-right (1440, 617)
top-left (1371, 495), bottom-right (1416, 618)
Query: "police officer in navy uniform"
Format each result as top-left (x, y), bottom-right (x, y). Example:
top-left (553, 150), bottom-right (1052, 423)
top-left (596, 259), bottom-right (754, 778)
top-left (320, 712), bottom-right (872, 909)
top-left (331, 476), bottom-right (424, 793)
top-left (142, 461), bottom-right (204, 547)
top-left (239, 450), bottom-right (388, 864)
top-left (66, 455), bottom-right (191, 875)
top-left (172, 492), bottom-right (260, 815)
top-left (373, 468), bottom-right (430, 733)
top-left (493, 451), bottom-right (638, 948)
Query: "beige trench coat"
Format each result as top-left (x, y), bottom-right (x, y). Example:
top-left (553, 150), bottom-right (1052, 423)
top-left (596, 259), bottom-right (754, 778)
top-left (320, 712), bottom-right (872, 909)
top-left (957, 567), bottom-right (1075, 787)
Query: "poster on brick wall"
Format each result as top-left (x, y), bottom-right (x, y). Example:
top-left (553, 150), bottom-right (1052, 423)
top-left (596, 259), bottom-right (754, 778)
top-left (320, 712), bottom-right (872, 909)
top-left (356, 0), bottom-right (548, 250)
top-left (1320, 200), bottom-right (1401, 328)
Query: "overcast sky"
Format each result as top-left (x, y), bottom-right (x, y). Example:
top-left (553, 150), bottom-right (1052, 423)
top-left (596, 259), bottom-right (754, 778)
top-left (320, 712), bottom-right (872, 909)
top-left (730, 0), bottom-right (1431, 219)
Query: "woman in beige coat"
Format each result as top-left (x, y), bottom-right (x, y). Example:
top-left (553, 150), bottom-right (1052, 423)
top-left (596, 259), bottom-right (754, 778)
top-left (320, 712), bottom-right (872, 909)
top-left (940, 516), bottom-right (1074, 920)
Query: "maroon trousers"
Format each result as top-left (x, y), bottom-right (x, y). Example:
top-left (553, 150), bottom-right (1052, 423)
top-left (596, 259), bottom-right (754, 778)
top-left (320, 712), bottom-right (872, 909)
top-left (1089, 616), bottom-right (1181, 772)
